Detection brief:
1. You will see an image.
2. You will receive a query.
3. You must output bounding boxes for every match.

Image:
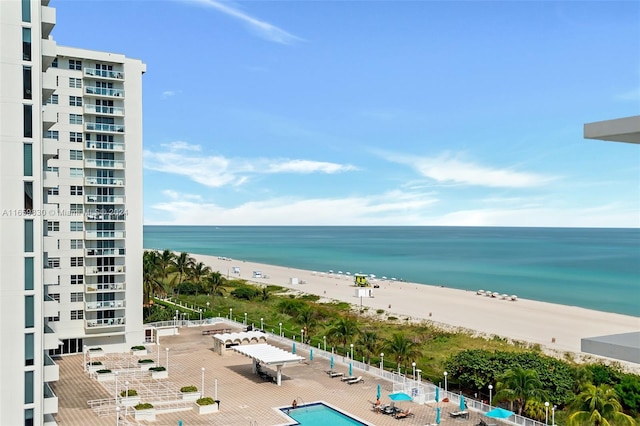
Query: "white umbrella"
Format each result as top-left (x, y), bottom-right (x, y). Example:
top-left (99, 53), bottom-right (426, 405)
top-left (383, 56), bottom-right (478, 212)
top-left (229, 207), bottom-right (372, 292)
top-left (369, 274), bottom-right (376, 278)
top-left (346, 272), bottom-right (351, 275)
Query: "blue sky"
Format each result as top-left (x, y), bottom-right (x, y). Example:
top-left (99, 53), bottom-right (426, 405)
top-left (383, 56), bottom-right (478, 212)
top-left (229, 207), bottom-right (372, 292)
top-left (53, 1), bottom-right (639, 226)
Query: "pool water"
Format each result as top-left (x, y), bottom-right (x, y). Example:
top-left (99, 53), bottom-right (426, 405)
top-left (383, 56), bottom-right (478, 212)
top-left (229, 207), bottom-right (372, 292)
top-left (282, 403), bottom-right (368, 426)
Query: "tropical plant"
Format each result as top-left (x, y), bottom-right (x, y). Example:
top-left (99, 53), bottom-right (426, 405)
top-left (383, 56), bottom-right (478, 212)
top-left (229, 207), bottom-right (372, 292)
top-left (157, 249), bottom-right (175, 280)
top-left (149, 366), bottom-right (166, 372)
top-left (326, 316), bottom-right (360, 349)
top-left (143, 250), bottom-right (164, 305)
top-left (385, 333), bottom-right (422, 370)
top-left (171, 252), bottom-right (196, 289)
top-left (355, 330), bottom-right (380, 364)
top-left (134, 403), bottom-right (153, 410)
top-left (296, 305), bottom-right (317, 341)
top-left (494, 367), bottom-right (548, 415)
top-left (197, 397), bottom-right (215, 406)
top-left (567, 383), bottom-right (637, 426)
top-left (188, 261), bottom-right (212, 296)
top-left (180, 386), bottom-right (198, 393)
top-left (120, 389), bottom-right (138, 397)
top-left (204, 272), bottom-right (225, 302)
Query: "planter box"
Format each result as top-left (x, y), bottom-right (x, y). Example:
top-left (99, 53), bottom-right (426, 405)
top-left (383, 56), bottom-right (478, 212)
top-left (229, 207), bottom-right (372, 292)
top-left (88, 349), bottom-right (104, 358)
top-left (87, 364), bottom-right (104, 373)
top-left (181, 392), bottom-right (200, 401)
top-left (151, 370), bottom-right (168, 379)
top-left (120, 396), bottom-right (141, 407)
top-left (96, 372), bottom-right (114, 382)
top-left (134, 408), bottom-right (156, 421)
top-left (139, 362), bottom-right (156, 371)
top-left (131, 349), bottom-right (147, 356)
top-left (195, 402), bottom-right (219, 415)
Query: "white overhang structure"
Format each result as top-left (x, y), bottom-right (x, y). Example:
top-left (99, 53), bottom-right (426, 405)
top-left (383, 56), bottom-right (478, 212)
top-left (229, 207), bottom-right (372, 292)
top-left (212, 330), bottom-right (268, 355)
top-left (584, 115), bottom-right (640, 144)
top-left (232, 343), bottom-right (304, 385)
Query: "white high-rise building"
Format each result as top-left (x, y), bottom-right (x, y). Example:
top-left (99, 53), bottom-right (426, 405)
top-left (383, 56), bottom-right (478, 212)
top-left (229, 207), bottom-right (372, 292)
top-left (0, 1), bottom-right (145, 425)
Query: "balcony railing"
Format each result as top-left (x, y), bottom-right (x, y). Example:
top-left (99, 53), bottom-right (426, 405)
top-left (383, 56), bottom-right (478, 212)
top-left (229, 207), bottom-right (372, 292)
top-left (43, 382), bottom-right (58, 415)
top-left (85, 300), bottom-right (125, 310)
top-left (85, 230), bottom-right (125, 239)
top-left (85, 86), bottom-right (124, 98)
top-left (84, 68), bottom-right (124, 80)
top-left (84, 159), bottom-right (125, 169)
top-left (84, 104), bottom-right (124, 116)
top-left (84, 122), bottom-right (124, 133)
top-left (85, 248), bottom-right (125, 256)
top-left (85, 213), bottom-right (126, 222)
top-left (85, 177), bottom-right (125, 186)
top-left (86, 265), bottom-right (125, 275)
top-left (85, 283), bottom-right (126, 292)
top-left (85, 195), bottom-right (125, 204)
top-left (85, 141), bottom-right (124, 151)
top-left (85, 317), bottom-right (125, 328)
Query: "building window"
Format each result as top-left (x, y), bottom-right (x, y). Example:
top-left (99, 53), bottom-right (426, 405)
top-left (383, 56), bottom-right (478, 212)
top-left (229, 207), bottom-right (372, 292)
top-left (24, 220), bottom-right (33, 252)
top-left (22, 28), bottom-right (31, 61)
top-left (45, 130), bottom-right (59, 140)
top-left (70, 168), bottom-right (83, 177)
top-left (45, 94), bottom-right (58, 105)
top-left (23, 104), bottom-right (32, 138)
top-left (47, 258), bottom-right (60, 268)
top-left (46, 314), bottom-right (60, 322)
top-left (25, 333), bottom-right (34, 366)
top-left (24, 257), bottom-right (34, 290)
top-left (47, 221), bottom-right (60, 232)
top-left (25, 295), bottom-right (34, 328)
top-left (23, 66), bottom-right (32, 99)
top-left (70, 239), bottom-right (83, 249)
top-left (69, 114), bottom-right (82, 125)
top-left (49, 294), bottom-right (60, 302)
top-left (70, 186), bottom-right (83, 196)
top-left (69, 59), bottom-right (82, 70)
top-left (70, 203), bottom-right (83, 213)
top-left (23, 143), bottom-right (32, 176)
top-left (24, 371), bottom-right (34, 404)
top-left (70, 150), bottom-right (83, 160)
top-left (70, 275), bottom-right (84, 285)
top-left (24, 181), bottom-right (33, 211)
top-left (70, 132), bottom-right (83, 143)
top-left (47, 187), bottom-right (59, 196)
top-left (70, 310), bottom-right (84, 320)
top-left (69, 96), bottom-right (82, 106)
top-left (70, 257), bottom-right (84, 267)
top-left (21, 0), bottom-right (31, 22)
top-left (70, 221), bottom-right (83, 232)
top-left (51, 58), bottom-right (58, 68)
top-left (69, 77), bottom-right (82, 88)
top-left (70, 292), bottom-right (84, 302)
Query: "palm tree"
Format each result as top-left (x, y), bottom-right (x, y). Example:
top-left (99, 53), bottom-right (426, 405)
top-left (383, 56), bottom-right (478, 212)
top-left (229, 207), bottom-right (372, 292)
top-left (494, 367), bottom-right (548, 416)
top-left (385, 333), bottom-right (422, 371)
top-left (296, 305), bottom-right (317, 342)
top-left (203, 272), bottom-right (225, 303)
top-left (355, 330), bottom-right (380, 364)
top-left (142, 251), bottom-right (164, 306)
top-left (567, 383), bottom-right (636, 426)
top-left (326, 316), bottom-right (360, 349)
top-left (157, 249), bottom-right (175, 281)
top-left (171, 252), bottom-right (195, 290)
top-left (189, 262), bottom-right (212, 286)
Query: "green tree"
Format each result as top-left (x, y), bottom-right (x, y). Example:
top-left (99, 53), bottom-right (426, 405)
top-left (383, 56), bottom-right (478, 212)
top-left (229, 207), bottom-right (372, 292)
top-left (296, 305), bottom-right (317, 342)
top-left (494, 367), bottom-right (548, 415)
top-left (189, 262), bottom-right (212, 286)
top-left (157, 249), bottom-right (175, 281)
top-left (171, 252), bottom-right (195, 289)
top-left (567, 383), bottom-right (636, 426)
top-left (355, 330), bottom-right (380, 365)
top-left (326, 316), bottom-right (360, 349)
top-left (385, 333), bottom-right (422, 372)
top-left (143, 250), bottom-right (164, 306)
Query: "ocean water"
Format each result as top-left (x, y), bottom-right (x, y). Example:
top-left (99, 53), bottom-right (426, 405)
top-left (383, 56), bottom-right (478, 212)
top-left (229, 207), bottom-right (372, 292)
top-left (144, 226), bottom-right (640, 317)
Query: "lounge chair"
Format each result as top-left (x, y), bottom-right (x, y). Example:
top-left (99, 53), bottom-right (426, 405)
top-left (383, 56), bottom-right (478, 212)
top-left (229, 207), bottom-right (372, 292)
top-left (476, 420), bottom-right (497, 426)
top-left (346, 376), bottom-right (363, 385)
top-left (394, 409), bottom-right (413, 419)
top-left (340, 375), bottom-right (357, 382)
top-left (324, 369), bottom-right (336, 375)
top-left (449, 411), bottom-right (469, 419)
top-left (329, 371), bottom-right (344, 378)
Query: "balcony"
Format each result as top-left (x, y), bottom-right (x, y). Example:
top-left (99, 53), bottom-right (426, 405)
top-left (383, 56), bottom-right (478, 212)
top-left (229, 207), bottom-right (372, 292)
top-left (42, 105), bottom-right (57, 131)
top-left (85, 282), bottom-right (126, 292)
top-left (85, 230), bottom-right (125, 239)
top-left (85, 141), bottom-right (125, 152)
top-left (43, 268), bottom-right (59, 285)
top-left (84, 86), bottom-right (124, 98)
top-left (85, 317), bottom-right (125, 329)
top-left (43, 139), bottom-right (58, 159)
top-left (43, 170), bottom-right (58, 186)
top-left (84, 104), bottom-right (124, 116)
top-left (85, 213), bottom-right (126, 222)
top-left (84, 122), bottom-right (124, 133)
top-left (85, 265), bottom-right (126, 275)
top-left (85, 176), bottom-right (124, 186)
top-left (85, 300), bottom-right (126, 310)
top-left (84, 158), bottom-right (124, 169)
top-left (85, 195), bottom-right (125, 204)
top-left (84, 68), bottom-right (125, 81)
top-left (41, 38), bottom-right (56, 70)
top-left (41, 5), bottom-right (56, 38)
top-left (44, 353), bottom-right (59, 383)
top-left (44, 294), bottom-right (59, 318)
top-left (43, 235), bottom-right (57, 252)
top-left (44, 324), bottom-right (60, 350)
top-left (85, 247), bottom-right (125, 257)
top-left (43, 383), bottom-right (58, 415)
top-left (42, 71), bottom-right (56, 100)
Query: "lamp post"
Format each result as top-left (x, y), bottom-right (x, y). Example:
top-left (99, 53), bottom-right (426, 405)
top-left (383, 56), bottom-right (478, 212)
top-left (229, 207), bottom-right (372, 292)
top-left (260, 318), bottom-right (264, 330)
top-left (229, 308), bottom-right (232, 321)
top-left (201, 367), bottom-right (205, 398)
top-left (206, 301), bottom-right (210, 313)
top-left (301, 329), bottom-right (304, 344)
top-left (124, 381), bottom-right (129, 416)
top-left (114, 371), bottom-right (119, 404)
top-left (488, 384), bottom-right (493, 407)
top-left (380, 353), bottom-right (384, 371)
top-left (157, 343), bottom-right (160, 364)
top-left (416, 369), bottom-right (422, 384)
top-left (350, 343), bottom-right (354, 360)
top-left (244, 312), bottom-right (247, 325)
top-left (116, 406), bottom-right (120, 426)
top-left (199, 308), bottom-right (202, 321)
top-left (279, 322), bottom-right (282, 337)
top-left (412, 362), bottom-right (416, 381)
top-left (176, 309), bottom-right (179, 327)
top-left (83, 345), bottom-right (87, 372)
top-left (165, 348), bottom-right (169, 373)
top-left (323, 336), bottom-right (326, 352)
top-left (444, 371), bottom-right (448, 392)
top-left (552, 405), bottom-right (556, 426)
top-left (545, 401), bottom-right (549, 425)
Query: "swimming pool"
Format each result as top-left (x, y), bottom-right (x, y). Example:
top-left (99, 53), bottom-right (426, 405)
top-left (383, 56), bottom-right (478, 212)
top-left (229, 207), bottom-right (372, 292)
top-left (281, 402), bottom-right (370, 426)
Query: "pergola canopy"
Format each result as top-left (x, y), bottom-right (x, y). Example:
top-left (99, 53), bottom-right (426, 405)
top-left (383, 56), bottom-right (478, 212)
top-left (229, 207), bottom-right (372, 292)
top-left (232, 343), bottom-right (304, 366)
top-left (212, 330), bottom-right (268, 346)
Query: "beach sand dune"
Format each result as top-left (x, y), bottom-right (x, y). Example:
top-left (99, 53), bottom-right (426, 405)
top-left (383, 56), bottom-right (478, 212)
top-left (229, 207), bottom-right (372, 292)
top-left (186, 252), bottom-right (639, 368)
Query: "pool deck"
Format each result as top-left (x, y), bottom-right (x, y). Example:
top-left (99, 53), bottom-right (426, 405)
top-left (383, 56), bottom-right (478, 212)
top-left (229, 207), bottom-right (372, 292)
top-left (53, 326), bottom-right (506, 425)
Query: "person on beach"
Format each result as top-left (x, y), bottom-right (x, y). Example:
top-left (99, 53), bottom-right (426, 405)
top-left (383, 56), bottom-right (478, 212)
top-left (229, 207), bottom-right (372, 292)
top-left (374, 398), bottom-right (381, 413)
top-left (292, 399), bottom-right (298, 409)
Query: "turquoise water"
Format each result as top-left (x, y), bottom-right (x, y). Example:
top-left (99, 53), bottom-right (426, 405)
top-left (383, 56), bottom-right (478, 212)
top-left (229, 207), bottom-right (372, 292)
top-left (282, 403), bottom-right (367, 425)
top-left (143, 226), bottom-right (640, 317)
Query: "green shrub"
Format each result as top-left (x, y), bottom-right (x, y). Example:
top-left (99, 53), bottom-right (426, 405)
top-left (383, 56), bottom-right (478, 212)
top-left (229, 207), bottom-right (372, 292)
top-left (89, 347), bottom-right (102, 351)
top-left (376, 309), bottom-right (385, 314)
top-left (89, 361), bottom-right (103, 366)
top-left (196, 397), bottom-right (215, 406)
top-left (388, 316), bottom-right (398, 321)
top-left (134, 403), bottom-right (153, 410)
top-left (149, 366), bottom-right (166, 372)
top-left (96, 369), bottom-right (112, 374)
top-left (180, 386), bottom-right (198, 393)
top-left (131, 345), bottom-right (146, 351)
top-left (138, 359), bottom-right (154, 364)
top-left (120, 389), bottom-right (138, 397)
top-left (231, 286), bottom-right (260, 300)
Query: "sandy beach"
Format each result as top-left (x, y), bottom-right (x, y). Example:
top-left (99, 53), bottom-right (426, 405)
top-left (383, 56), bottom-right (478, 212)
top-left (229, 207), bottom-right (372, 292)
top-left (185, 252), bottom-right (639, 366)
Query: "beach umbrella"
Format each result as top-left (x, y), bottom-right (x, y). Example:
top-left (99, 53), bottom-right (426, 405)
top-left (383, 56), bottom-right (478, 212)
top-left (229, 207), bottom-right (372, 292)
top-left (460, 395), bottom-right (465, 411)
top-left (292, 342), bottom-right (296, 354)
top-left (330, 356), bottom-right (334, 369)
top-left (388, 392), bottom-right (412, 401)
top-left (485, 407), bottom-right (514, 419)
top-left (377, 384), bottom-right (381, 400)
top-left (435, 386), bottom-right (439, 402)
top-left (349, 362), bottom-right (353, 376)
top-left (436, 407), bottom-right (441, 424)
top-left (309, 349), bottom-right (313, 361)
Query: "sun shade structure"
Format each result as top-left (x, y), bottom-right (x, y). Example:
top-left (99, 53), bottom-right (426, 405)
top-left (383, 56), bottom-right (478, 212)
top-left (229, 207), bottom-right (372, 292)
top-left (485, 407), bottom-right (514, 419)
top-left (232, 343), bottom-right (304, 386)
top-left (212, 330), bottom-right (268, 355)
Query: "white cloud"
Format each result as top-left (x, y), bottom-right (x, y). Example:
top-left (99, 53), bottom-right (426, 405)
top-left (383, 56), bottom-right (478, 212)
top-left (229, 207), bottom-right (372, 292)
top-left (162, 190), bottom-right (202, 201)
top-left (386, 152), bottom-right (556, 188)
top-left (160, 141), bottom-right (202, 152)
top-left (266, 159), bottom-right (358, 174)
top-left (162, 90), bottom-right (182, 98)
top-left (185, 0), bottom-right (303, 45)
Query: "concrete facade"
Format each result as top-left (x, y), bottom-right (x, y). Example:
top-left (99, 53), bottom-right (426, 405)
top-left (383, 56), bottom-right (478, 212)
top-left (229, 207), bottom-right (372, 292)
top-left (581, 332), bottom-right (640, 365)
top-left (584, 115), bottom-right (640, 144)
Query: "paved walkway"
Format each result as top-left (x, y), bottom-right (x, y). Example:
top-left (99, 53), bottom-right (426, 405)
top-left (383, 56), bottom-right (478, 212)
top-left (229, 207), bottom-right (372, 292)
top-left (53, 325), bottom-right (504, 425)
